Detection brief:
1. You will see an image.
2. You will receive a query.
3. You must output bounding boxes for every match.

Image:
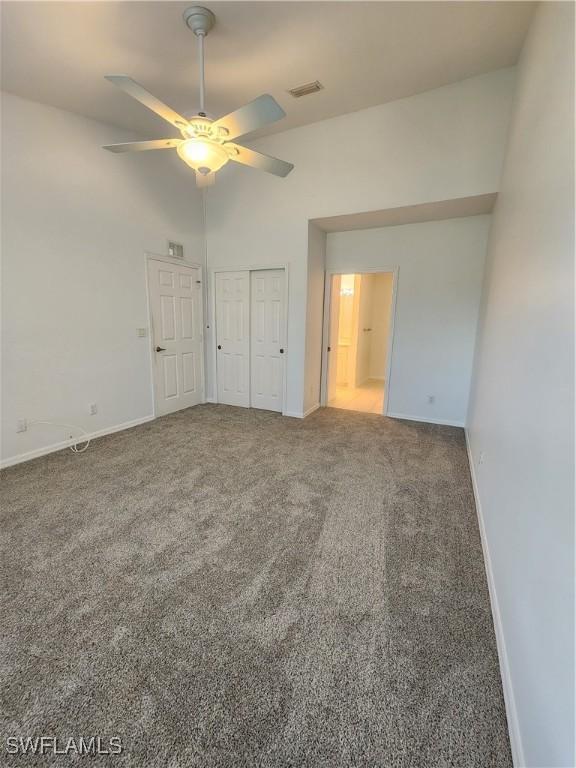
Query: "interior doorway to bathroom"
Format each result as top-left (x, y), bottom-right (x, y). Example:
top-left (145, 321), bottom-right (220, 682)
top-left (323, 272), bottom-right (396, 415)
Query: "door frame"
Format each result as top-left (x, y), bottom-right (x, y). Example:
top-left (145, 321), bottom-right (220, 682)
top-left (210, 264), bottom-right (290, 415)
top-left (320, 266), bottom-right (399, 416)
top-left (145, 252), bottom-right (206, 417)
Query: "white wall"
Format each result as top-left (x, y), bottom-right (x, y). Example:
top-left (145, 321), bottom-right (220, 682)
top-left (205, 68), bottom-right (516, 415)
top-left (303, 223), bottom-right (326, 415)
top-left (466, 4), bottom-right (575, 767)
top-left (1, 92), bottom-right (204, 464)
top-left (328, 216), bottom-right (490, 426)
top-left (369, 273), bottom-right (394, 381)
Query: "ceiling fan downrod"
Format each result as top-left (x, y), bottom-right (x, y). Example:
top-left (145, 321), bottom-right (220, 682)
top-left (183, 6), bottom-right (216, 116)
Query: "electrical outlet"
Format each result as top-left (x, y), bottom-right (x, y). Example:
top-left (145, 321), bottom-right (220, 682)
top-left (479, 451), bottom-right (485, 465)
top-left (137, 328), bottom-right (148, 338)
top-left (89, 403), bottom-right (98, 416)
top-left (427, 395), bottom-right (435, 405)
top-left (16, 418), bottom-right (27, 433)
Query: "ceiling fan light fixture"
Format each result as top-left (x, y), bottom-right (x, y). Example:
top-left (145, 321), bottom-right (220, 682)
top-left (177, 138), bottom-right (229, 173)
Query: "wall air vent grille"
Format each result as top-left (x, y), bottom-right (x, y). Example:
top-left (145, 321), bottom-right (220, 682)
top-left (288, 81), bottom-right (324, 98)
top-left (168, 241), bottom-right (184, 259)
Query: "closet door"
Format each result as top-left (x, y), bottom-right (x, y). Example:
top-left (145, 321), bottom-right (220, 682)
top-left (215, 271), bottom-right (250, 407)
top-left (250, 270), bottom-right (285, 412)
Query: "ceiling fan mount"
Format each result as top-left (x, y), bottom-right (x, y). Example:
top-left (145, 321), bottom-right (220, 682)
top-left (183, 6), bottom-right (216, 37)
top-left (102, 5), bottom-right (293, 188)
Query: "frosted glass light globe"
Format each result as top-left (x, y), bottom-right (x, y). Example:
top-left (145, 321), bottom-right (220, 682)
top-left (177, 139), bottom-right (229, 174)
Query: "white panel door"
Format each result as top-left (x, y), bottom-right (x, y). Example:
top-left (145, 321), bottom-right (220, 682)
top-left (250, 269), bottom-right (285, 412)
top-left (148, 259), bottom-right (204, 416)
top-left (215, 271), bottom-right (250, 407)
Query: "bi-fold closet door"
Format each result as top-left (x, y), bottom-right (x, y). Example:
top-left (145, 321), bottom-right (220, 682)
top-left (215, 269), bottom-right (285, 412)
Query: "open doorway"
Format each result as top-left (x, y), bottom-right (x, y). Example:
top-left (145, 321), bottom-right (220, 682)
top-left (324, 272), bottom-right (395, 415)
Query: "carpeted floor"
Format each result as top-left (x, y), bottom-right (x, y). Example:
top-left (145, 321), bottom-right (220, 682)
top-left (0, 405), bottom-right (511, 767)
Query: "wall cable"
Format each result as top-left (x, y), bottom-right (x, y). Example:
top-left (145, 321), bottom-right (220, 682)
top-left (28, 420), bottom-right (91, 454)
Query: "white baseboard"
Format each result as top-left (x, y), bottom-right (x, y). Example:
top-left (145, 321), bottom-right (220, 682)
top-left (205, 397), bottom-right (217, 404)
top-left (465, 429), bottom-right (524, 768)
top-left (284, 403), bottom-right (321, 419)
top-left (0, 415), bottom-right (155, 469)
top-left (387, 411), bottom-right (465, 428)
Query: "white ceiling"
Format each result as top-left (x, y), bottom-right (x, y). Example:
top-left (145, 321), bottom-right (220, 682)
top-left (1, 2), bottom-right (535, 140)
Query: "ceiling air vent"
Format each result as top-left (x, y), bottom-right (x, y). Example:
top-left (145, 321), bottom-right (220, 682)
top-left (288, 80), bottom-right (324, 98)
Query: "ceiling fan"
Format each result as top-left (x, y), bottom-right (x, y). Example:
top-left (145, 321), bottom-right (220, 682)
top-left (103, 6), bottom-right (294, 188)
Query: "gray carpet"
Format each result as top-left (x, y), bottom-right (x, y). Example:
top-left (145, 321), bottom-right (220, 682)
top-left (0, 405), bottom-right (511, 767)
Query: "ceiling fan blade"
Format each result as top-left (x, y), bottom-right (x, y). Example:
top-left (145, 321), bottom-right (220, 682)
top-left (227, 144), bottom-right (294, 178)
top-left (196, 172), bottom-right (215, 188)
top-left (103, 139), bottom-right (182, 153)
top-left (212, 95), bottom-right (286, 141)
top-left (105, 75), bottom-right (190, 130)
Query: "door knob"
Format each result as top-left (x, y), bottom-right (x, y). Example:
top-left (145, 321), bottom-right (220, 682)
top-left (155, 346), bottom-right (166, 352)
top-left (217, 345), bottom-right (222, 350)
top-left (280, 349), bottom-right (284, 354)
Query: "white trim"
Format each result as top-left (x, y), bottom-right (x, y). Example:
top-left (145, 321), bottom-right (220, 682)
top-left (210, 264), bottom-right (290, 416)
top-left (320, 266), bottom-right (399, 416)
top-left (144, 250), bottom-right (201, 269)
top-left (465, 430), bottom-right (524, 768)
top-left (387, 412), bottom-right (465, 428)
top-left (0, 415), bottom-right (155, 470)
top-left (283, 404), bottom-right (320, 419)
